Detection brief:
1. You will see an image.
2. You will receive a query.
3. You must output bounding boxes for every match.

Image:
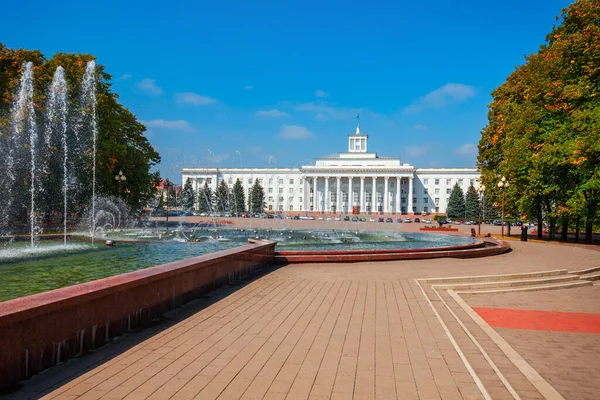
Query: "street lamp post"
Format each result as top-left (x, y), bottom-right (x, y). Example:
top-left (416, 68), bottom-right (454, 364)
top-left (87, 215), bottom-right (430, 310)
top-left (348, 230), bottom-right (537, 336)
top-left (497, 176), bottom-right (510, 237)
top-left (477, 185), bottom-right (486, 235)
top-left (115, 170), bottom-right (126, 194)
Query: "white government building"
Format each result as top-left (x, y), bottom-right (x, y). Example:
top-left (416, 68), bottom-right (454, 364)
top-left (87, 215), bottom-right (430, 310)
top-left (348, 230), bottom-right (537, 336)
top-left (181, 124), bottom-right (480, 215)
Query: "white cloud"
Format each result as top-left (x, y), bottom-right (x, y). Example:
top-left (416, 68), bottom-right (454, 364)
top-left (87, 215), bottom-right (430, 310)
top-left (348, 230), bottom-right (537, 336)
top-left (255, 109), bottom-right (289, 118)
top-left (137, 78), bottom-right (164, 96)
top-left (277, 125), bottom-right (314, 140)
top-left (120, 74), bottom-right (132, 80)
top-left (415, 124), bottom-right (428, 130)
top-left (142, 119), bottom-right (193, 131)
top-left (454, 143), bottom-right (478, 157)
top-left (175, 92), bottom-right (217, 105)
top-left (404, 145), bottom-right (430, 158)
top-left (315, 89), bottom-right (329, 98)
top-left (403, 83), bottom-right (476, 113)
top-left (244, 85), bottom-right (254, 90)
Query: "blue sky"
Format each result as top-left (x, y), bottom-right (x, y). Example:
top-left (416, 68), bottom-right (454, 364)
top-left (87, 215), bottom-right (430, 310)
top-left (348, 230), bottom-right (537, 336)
top-left (1, 0), bottom-right (572, 183)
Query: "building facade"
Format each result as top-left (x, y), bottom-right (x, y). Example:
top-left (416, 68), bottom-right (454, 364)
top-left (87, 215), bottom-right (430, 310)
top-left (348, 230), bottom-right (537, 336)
top-left (181, 126), bottom-right (480, 215)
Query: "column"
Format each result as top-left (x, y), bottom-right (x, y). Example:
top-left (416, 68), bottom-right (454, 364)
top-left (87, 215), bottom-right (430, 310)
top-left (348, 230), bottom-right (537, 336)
top-left (384, 176), bottom-right (389, 213)
top-left (360, 176), bottom-right (365, 213)
top-left (348, 177), bottom-right (353, 212)
top-left (311, 177), bottom-right (316, 212)
top-left (324, 177), bottom-right (329, 212)
top-left (396, 177), bottom-right (401, 213)
top-left (408, 176), bottom-right (413, 214)
top-left (372, 176), bottom-right (377, 213)
top-left (336, 176), bottom-right (341, 213)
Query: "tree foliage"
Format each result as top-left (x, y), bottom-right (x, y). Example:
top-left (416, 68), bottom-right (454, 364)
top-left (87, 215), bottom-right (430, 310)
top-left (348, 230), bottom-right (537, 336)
top-left (250, 179), bottom-right (265, 213)
top-left (197, 181), bottom-right (213, 213)
top-left (231, 178), bottom-right (246, 214)
top-left (181, 178), bottom-right (195, 212)
top-left (214, 180), bottom-right (230, 212)
top-left (0, 43), bottom-right (160, 216)
top-left (446, 184), bottom-right (465, 219)
top-left (477, 0), bottom-right (600, 242)
top-left (465, 185), bottom-right (480, 219)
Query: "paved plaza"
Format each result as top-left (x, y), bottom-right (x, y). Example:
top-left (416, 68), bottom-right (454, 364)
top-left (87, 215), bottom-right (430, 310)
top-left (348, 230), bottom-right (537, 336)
top-left (4, 239), bottom-right (600, 400)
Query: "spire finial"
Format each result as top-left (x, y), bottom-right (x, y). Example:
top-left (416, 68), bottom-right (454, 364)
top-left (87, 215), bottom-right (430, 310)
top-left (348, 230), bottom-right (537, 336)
top-left (356, 113), bottom-right (360, 134)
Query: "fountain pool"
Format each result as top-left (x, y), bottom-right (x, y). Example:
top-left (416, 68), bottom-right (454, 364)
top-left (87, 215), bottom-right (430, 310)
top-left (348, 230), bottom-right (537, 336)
top-left (0, 229), bottom-right (475, 302)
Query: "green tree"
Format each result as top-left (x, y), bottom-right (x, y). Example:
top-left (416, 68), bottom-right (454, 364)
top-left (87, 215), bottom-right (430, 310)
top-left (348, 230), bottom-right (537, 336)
top-left (465, 185), bottom-right (480, 219)
top-left (214, 180), bottom-right (230, 212)
top-left (181, 178), bottom-right (195, 212)
top-left (477, 0), bottom-right (600, 243)
top-left (231, 178), bottom-right (246, 215)
top-left (0, 43), bottom-right (160, 217)
top-left (197, 181), bottom-right (213, 213)
top-left (163, 179), bottom-right (177, 208)
top-left (250, 179), bottom-right (265, 213)
top-left (481, 195), bottom-right (498, 220)
top-left (446, 184), bottom-right (465, 219)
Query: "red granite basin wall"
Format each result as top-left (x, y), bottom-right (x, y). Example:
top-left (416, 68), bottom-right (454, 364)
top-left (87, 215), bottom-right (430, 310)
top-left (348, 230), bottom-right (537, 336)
top-left (0, 239), bottom-right (276, 390)
top-left (274, 239), bottom-right (509, 264)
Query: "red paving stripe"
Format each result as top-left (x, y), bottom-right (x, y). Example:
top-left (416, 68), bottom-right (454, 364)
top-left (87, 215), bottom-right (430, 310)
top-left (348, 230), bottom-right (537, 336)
top-left (473, 307), bottom-right (600, 334)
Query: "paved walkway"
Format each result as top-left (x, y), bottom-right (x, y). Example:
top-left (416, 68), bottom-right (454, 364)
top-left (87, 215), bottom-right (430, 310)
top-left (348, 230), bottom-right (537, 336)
top-left (6, 241), bottom-right (600, 400)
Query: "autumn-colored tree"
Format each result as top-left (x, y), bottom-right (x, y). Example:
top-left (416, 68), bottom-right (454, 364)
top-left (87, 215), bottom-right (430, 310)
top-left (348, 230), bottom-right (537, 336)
top-left (477, 0), bottom-right (600, 243)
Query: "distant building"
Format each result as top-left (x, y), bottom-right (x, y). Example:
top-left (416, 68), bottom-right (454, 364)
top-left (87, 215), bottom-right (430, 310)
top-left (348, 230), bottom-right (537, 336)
top-left (182, 123), bottom-right (480, 215)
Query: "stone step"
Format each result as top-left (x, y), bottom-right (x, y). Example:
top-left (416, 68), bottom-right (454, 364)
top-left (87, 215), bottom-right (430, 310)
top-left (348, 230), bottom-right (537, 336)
top-left (454, 280), bottom-right (593, 295)
top-left (433, 274), bottom-right (580, 290)
top-left (570, 266), bottom-right (600, 275)
top-left (580, 272), bottom-right (600, 281)
top-left (419, 269), bottom-right (568, 284)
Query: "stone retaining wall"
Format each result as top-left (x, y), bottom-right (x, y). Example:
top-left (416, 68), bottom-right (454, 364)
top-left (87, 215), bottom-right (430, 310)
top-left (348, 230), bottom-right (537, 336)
top-left (0, 239), bottom-right (276, 390)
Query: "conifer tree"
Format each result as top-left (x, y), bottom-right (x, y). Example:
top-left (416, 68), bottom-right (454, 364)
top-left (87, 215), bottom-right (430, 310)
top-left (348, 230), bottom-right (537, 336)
top-left (232, 178), bottom-right (246, 214)
top-left (215, 180), bottom-right (230, 212)
top-left (250, 179), bottom-right (265, 213)
top-left (446, 183), bottom-right (465, 219)
top-left (181, 178), bottom-right (196, 212)
top-left (465, 185), bottom-right (480, 219)
top-left (197, 181), bottom-right (213, 213)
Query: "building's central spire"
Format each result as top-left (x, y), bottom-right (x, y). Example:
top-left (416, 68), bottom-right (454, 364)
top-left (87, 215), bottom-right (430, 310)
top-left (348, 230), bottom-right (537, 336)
top-left (356, 113), bottom-right (360, 134)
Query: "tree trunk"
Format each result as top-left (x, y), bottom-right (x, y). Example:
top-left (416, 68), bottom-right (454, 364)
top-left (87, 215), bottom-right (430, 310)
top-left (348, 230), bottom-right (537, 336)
top-left (560, 216), bottom-right (569, 242)
top-left (575, 216), bottom-right (580, 243)
top-left (544, 199), bottom-right (555, 241)
top-left (536, 198), bottom-right (543, 239)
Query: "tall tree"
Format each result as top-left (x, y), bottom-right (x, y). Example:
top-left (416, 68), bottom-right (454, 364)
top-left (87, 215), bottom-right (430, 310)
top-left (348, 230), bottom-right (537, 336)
top-left (0, 43), bottom-right (160, 217)
top-left (250, 179), bottom-right (265, 213)
top-left (465, 185), bottom-right (480, 219)
top-left (446, 184), bottom-right (465, 219)
top-left (481, 195), bottom-right (498, 220)
top-left (181, 178), bottom-right (195, 212)
top-left (197, 181), bottom-right (213, 213)
top-left (214, 180), bottom-right (230, 212)
top-left (477, 0), bottom-right (600, 242)
top-left (231, 178), bottom-right (246, 215)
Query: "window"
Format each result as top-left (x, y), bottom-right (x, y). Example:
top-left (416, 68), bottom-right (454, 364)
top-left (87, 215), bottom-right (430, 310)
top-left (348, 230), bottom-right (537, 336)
top-left (353, 192), bottom-right (359, 203)
top-left (446, 197), bottom-right (450, 204)
top-left (279, 196), bottom-right (284, 201)
top-left (424, 207), bottom-right (428, 213)
top-left (331, 193), bottom-right (337, 201)
top-left (299, 188), bottom-right (303, 193)
top-left (446, 188), bottom-right (451, 194)
top-left (343, 192), bottom-right (348, 201)
top-left (278, 179), bottom-right (283, 184)
top-left (269, 178), bottom-right (273, 185)
top-left (446, 179), bottom-right (451, 185)
top-left (435, 188), bottom-right (439, 195)
top-left (207, 178), bottom-right (212, 184)
top-left (228, 178), bottom-right (233, 184)
top-left (268, 188), bottom-right (273, 193)
top-left (247, 178), bottom-right (252, 184)
top-left (413, 197), bottom-right (417, 204)
top-left (198, 178), bottom-right (204, 184)
top-left (435, 197), bottom-right (440, 205)
top-left (390, 182), bottom-right (395, 189)
top-left (424, 179), bottom-right (429, 185)
top-left (401, 197), bottom-right (406, 203)
top-left (424, 189), bottom-right (428, 194)
top-left (289, 188), bottom-right (294, 194)
top-left (377, 193), bottom-right (383, 202)
top-left (434, 179), bottom-right (440, 185)
top-left (300, 205), bottom-right (303, 210)
top-left (470, 179), bottom-right (475, 185)
top-left (423, 198), bottom-right (428, 204)
top-left (459, 179), bottom-right (464, 185)
top-left (300, 179), bottom-right (303, 184)
top-left (258, 179), bottom-right (263, 184)
top-left (289, 205), bottom-right (293, 211)
top-left (268, 205), bottom-right (272, 210)
top-left (289, 197), bottom-right (293, 203)
top-left (289, 179), bottom-right (294, 184)
top-left (268, 196), bottom-right (273, 202)
top-left (366, 193), bottom-right (372, 202)
top-left (401, 179), bottom-right (406, 184)
top-left (299, 197), bottom-right (303, 203)
top-left (279, 188), bottom-right (283, 193)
